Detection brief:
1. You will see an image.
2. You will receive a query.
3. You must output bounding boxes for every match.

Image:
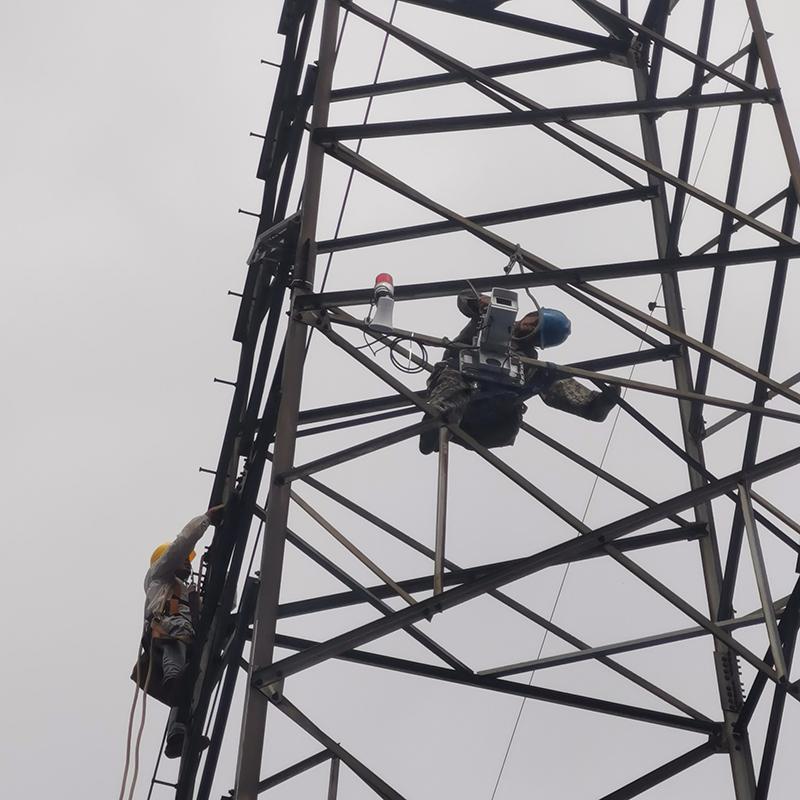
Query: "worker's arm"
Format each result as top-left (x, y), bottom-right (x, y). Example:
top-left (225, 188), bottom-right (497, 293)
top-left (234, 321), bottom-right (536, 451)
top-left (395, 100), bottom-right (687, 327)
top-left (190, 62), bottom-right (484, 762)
top-left (149, 506), bottom-right (225, 581)
top-left (457, 290), bottom-right (489, 319)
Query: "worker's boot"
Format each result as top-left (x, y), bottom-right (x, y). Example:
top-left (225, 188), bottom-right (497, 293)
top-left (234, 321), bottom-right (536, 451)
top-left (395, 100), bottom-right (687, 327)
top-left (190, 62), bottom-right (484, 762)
top-left (585, 384), bottom-right (621, 422)
top-left (420, 365), bottom-right (469, 454)
top-left (164, 726), bottom-right (210, 760)
top-left (164, 728), bottom-right (186, 759)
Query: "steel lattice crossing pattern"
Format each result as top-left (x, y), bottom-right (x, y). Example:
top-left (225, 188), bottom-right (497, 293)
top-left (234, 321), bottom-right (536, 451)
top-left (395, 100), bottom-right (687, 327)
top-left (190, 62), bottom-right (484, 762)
top-left (157, 3), bottom-right (800, 799)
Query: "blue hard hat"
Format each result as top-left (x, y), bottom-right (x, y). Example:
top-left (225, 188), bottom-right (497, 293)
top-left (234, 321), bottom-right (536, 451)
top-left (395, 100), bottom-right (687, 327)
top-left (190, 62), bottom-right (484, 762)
top-left (538, 308), bottom-right (571, 349)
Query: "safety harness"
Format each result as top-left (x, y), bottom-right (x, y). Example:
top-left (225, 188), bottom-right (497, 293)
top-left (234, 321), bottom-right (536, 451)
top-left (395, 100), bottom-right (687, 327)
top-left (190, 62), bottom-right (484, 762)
top-left (148, 579), bottom-right (200, 644)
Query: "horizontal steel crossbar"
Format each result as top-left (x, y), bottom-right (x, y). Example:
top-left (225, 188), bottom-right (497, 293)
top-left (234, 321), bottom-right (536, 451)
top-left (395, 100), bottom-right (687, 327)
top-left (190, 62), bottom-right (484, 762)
top-left (253, 441), bottom-right (800, 690)
top-left (316, 90), bottom-right (776, 142)
top-left (271, 634), bottom-right (719, 734)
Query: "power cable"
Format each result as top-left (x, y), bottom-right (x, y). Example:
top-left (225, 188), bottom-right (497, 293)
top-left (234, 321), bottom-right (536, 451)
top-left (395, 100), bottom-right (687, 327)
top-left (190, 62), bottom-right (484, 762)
top-left (488, 18), bottom-right (751, 794)
top-left (682, 18), bottom-right (751, 224)
top-left (488, 289), bottom-right (663, 799)
top-left (317, 0), bottom-right (400, 297)
top-left (301, 0), bottom-right (400, 360)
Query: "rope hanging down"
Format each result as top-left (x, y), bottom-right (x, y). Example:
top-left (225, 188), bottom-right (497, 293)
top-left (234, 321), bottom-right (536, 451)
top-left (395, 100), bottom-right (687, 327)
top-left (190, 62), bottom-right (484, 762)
top-left (118, 643), bottom-right (154, 800)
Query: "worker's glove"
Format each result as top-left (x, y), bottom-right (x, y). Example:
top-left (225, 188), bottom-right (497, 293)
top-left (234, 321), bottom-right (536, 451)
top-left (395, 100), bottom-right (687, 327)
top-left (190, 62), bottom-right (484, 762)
top-left (586, 384), bottom-right (621, 422)
top-left (206, 504), bottom-right (225, 526)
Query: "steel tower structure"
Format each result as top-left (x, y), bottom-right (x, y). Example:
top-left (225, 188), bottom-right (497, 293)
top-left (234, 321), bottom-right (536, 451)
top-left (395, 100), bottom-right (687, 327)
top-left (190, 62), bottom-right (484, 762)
top-left (148, 2), bottom-right (800, 799)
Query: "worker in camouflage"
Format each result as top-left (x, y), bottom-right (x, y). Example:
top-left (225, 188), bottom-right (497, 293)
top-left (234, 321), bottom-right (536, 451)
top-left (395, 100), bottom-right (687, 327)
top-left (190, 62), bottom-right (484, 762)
top-left (419, 291), bottom-right (618, 454)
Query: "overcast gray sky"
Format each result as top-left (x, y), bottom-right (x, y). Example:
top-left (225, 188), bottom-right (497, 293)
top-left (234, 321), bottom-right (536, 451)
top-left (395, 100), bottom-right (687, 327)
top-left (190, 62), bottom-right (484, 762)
top-left (4, 2), bottom-right (800, 799)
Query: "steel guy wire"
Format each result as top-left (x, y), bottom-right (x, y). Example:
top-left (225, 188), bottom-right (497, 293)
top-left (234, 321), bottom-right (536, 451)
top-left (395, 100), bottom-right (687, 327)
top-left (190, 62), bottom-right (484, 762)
top-left (489, 287), bottom-right (664, 800)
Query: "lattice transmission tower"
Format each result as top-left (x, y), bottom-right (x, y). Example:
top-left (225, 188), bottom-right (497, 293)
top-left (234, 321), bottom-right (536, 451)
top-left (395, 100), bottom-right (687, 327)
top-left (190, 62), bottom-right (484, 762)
top-left (147, 2), bottom-right (800, 799)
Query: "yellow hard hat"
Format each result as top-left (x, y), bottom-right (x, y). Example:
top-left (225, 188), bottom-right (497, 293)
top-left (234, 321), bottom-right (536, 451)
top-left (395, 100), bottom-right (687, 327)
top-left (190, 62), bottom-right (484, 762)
top-left (150, 543), bottom-right (196, 566)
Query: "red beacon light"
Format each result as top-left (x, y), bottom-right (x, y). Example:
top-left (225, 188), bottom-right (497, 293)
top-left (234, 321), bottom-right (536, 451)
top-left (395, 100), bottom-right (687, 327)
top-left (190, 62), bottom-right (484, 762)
top-left (374, 273), bottom-right (393, 297)
top-left (369, 273), bottom-right (395, 332)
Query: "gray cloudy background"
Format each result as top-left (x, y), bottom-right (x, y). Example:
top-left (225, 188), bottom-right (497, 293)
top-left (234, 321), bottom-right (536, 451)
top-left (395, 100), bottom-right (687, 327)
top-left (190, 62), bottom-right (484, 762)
top-left (4, 1), bottom-right (800, 799)
top-left (2, 2), bottom-right (275, 796)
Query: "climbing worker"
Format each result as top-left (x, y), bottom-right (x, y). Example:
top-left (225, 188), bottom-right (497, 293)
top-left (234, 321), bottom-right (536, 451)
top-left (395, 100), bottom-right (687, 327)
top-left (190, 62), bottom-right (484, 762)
top-left (419, 290), bottom-right (619, 454)
top-left (142, 504), bottom-right (225, 757)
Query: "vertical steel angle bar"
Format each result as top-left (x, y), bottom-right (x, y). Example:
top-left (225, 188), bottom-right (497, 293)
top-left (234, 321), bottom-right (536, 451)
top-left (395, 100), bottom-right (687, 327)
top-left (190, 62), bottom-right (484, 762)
top-left (268, 695), bottom-right (410, 800)
top-left (211, 313), bottom-right (261, 502)
top-left (434, 428), bottom-right (449, 595)
top-left (234, 0), bottom-right (341, 795)
top-left (665, 0), bottom-right (727, 269)
top-left (242, 258), bottom-right (294, 453)
top-left (744, 0), bottom-right (800, 201)
top-left (176, 508), bottom-right (259, 797)
top-left (629, 18), bottom-right (756, 793)
top-left (433, 427), bottom-right (450, 594)
top-left (755, 598), bottom-right (800, 799)
top-left (719, 193), bottom-right (798, 620)
top-left (735, 577), bottom-right (800, 736)
top-left (691, 41), bottom-right (761, 427)
top-left (739, 483), bottom-right (788, 680)
top-left (257, 0), bottom-right (318, 220)
top-left (186, 337), bottom-right (290, 793)
top-left (272, 67), bottom-right (318, 226)
top-left (196, 578), bottom-right (261, 800)
top-left (327, 757), bottom-right (340, 800)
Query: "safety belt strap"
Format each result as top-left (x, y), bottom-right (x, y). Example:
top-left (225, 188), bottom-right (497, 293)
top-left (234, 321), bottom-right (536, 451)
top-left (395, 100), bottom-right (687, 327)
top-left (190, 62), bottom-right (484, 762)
top-left (166, 578), bottom-right (183, 616)
top-left (150, 618), bottom-right (193, 644)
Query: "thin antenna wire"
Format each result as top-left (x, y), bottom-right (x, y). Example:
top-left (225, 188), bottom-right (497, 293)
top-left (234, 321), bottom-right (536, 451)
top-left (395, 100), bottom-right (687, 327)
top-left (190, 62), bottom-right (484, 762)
top-left (682, 18), bottom-right (751, 224)
top-left (489, 290), bottom-right (663, 799)
top-left (303, 0), bottom-right (400, 357)
top-left (318, 0), bottom-right (400, 296)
